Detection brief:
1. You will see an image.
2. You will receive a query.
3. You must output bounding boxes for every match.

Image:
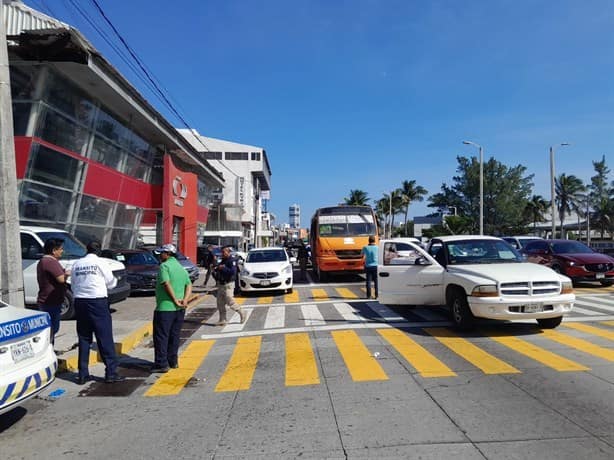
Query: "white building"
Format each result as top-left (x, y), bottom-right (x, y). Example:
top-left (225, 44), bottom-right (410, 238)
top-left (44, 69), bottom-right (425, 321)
top-left (178, 129), bottom-right (272, 249)
top-left (289, 203), bottom-right (300, 229)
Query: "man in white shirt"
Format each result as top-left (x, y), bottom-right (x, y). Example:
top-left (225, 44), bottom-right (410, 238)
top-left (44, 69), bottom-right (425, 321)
top-left (71, 241), bottom-right (124, 384)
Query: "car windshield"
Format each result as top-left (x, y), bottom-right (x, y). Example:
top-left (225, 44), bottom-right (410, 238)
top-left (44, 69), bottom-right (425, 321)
top-left (123, 252), bottom-right (159, 265)
top-left (445, 240), bottom-right (522, 265)
top-left (551, 241), bottom-right (594, 254)
top-left (246, 250), bottom-right (287, 263)
top-left (39, 231), bottom-right (86, 258)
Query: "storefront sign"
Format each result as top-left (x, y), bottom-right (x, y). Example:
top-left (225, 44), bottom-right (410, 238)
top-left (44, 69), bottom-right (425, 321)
top-left (173, 175), bottom-right (188, 207)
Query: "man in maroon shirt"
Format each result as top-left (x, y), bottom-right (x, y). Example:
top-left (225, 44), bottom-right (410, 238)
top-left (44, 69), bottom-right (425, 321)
top-left (37, 238), bottom-right (68, 344)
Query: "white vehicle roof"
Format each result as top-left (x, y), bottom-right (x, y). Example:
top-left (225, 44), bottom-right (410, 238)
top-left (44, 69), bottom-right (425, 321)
top-left (20, 225), bottom-right (70, 233)
top-left (432, 235), bottom-right (503, 243)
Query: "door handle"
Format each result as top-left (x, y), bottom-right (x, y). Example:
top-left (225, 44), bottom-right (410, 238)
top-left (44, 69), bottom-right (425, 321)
top-left (379, 272), bottom-right (389, 277)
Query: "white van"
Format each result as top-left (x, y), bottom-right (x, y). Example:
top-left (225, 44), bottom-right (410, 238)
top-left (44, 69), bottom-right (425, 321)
top-left (20, 226), bottom-right (130, 320)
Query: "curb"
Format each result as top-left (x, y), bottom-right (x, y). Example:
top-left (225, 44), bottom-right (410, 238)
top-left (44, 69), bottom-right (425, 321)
top-left (57, 293), bottom-right (207, 372)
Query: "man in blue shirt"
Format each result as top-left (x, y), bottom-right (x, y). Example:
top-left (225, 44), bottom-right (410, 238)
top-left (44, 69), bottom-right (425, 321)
top-left (361, 235), bottom-right (378, 299)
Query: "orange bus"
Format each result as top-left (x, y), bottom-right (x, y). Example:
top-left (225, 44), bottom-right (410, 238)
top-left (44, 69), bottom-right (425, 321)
top-left (310, 205), bottom-right (379, 281)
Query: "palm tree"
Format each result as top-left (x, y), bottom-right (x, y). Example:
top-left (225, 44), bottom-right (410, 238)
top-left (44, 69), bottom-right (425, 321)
top-left (555, 174), bottom-right (586, 239)
top-left (399, 180), bottom-right (427, 236)
top-left (523, 195), bottom-right (550, 231)
top-left (344, 189), bottom-right (369, 206)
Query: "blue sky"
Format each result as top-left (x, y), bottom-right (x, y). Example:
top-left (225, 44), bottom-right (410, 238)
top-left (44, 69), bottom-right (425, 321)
top-left (30, 0), bottom-right (614, 228)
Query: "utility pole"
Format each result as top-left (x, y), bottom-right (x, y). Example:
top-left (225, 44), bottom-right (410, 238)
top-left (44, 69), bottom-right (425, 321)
top-left (0, 21), bottom-right (25, 306)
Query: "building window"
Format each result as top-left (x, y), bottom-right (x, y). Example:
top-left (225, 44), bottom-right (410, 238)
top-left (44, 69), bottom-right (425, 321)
top-left (37, 105), bottom-right (90, 155)
top-left (28, 143), bottom-right (83, 190)
top-left (225, 152), bottom-right (248, 160)
top-left (19, 181), bottom-right (74, 223)
top-left (45, 70), bottom-right (96, 127)
top-left (91, 134), bottom-right (123, 170)
top-left (77, 195), bottom-right (113, 226)
top-left (251, 152), bottom-right (261, 161)
top-left (12, 101), bottom-right (33, 136)
top-left (73, 225), bottom-right (107, 246)
top-left (204, 152), bottom-right (222, 160)
top-left (114, 203), bottom-right (139, 229)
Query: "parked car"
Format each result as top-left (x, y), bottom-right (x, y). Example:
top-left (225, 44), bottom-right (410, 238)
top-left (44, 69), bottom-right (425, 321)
top-left (501, 236), bottom-right (543, 250)
top-left (0, 299), bottom-right (57, 415)
top-left (143, 245), bottom-right (200, 283)
top-left (522, 239), bottom-right (614, 286)
top-left (238, 247), bottom-right (293, 294)
top-left (20, 226), bottom-right (130, 320)
top-left (101, 248), bottom-right (160, 294)
top-left (378, 236), bottom-right (575, 329)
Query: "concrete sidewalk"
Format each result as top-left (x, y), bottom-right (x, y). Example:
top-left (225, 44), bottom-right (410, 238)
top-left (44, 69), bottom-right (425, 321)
top-left (54, 285), bottom-right (212, 372)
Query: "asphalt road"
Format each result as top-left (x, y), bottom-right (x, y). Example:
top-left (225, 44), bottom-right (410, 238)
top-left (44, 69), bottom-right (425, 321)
top-left (2, 271), bottom-right (614, 459)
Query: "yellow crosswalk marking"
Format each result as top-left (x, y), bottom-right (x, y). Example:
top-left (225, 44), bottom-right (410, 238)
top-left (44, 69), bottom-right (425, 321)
top-left (488, 333), bottom-right (589, 371)
top-left (331, 330), bottom-right (388, 381)
top-left (311, 288), bottom-right (329, 301)
top-left (258, 296), bottom-right (274, 304)
top-left (284, 290), bottom-right (299, 303)
top-left (425, 328), bottom-right (520, 374)
top-left (563, 322), bottom-right (614, 341)
top-left (234, 296), bottom-right (247, 305)
top-left (602, 321), bottom-right (614, 328)
top-left (335, 287), bottom-right (358, 299)
top-left (377, 329), bottom-right (456, 377)
top-left (285, 333), bottom-right (320, 386)
top-left (540, 329), bottom-right (614, 362)
top-left (215, 336), bottom-right (262, 392)
top-left (145, 340), bottom-right (215, 397)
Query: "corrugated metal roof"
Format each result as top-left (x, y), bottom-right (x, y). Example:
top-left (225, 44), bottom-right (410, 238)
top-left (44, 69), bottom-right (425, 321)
top-left (2, 0), bottom-right (68, 35)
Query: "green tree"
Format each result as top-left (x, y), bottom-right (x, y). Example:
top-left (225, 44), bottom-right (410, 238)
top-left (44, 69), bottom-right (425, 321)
top-left (344, 189), bottom-right (369, 206)
top-left (428, 156), bottom-right (534, 235)
top-left (523, 195), bottom-right (550, 231)
top-left (555, 174), bottom-right (586, 239)
top-left (399, 180), bottom-right (427, 236)
top-left (589, 156), bottom-right (613, 239)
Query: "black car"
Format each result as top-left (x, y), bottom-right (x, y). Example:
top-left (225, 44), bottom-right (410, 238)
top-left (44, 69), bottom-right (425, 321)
top-left (101, 248), bottom-right (160, 294)
top-left (141, 245), bottom-right (201, 283)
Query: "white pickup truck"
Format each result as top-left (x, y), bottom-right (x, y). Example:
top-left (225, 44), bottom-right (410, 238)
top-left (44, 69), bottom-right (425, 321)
top-left (378, 235), bottom-right (575, 329)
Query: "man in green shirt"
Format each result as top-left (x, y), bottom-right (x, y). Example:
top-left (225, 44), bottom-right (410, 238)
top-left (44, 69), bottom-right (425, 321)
top-left (152, 243), bottom-right (192, 373)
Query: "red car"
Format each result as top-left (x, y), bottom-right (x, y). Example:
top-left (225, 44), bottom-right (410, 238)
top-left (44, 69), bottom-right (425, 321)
top-left (523, 239), bottom-right (614, 286)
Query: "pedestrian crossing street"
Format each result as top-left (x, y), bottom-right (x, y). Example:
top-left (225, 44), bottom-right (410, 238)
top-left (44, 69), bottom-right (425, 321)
top-left (143, 314), bottom-right (614, 397)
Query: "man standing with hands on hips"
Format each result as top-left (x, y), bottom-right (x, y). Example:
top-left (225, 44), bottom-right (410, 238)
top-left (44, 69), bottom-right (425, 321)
top-left (71, 241), bottom-right (124, 384)
top-left (151, 243), bottom-right (192, 373)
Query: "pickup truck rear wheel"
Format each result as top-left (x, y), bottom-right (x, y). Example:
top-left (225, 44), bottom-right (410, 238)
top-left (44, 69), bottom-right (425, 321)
top-left (60, 289), bottom-right (75, 320)
top-left (536, 316), bottom-right (563, 328)
top-left (448, 289), bottom-right (475, 330)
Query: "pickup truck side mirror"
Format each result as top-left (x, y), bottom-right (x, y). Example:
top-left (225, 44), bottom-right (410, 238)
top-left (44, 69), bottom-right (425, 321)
top-left (415, 257), bottom-right (431, 266)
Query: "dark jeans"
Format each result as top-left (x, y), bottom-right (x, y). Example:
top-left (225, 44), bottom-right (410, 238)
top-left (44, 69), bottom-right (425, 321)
top-left (40, 304), bottom-right (61, 344)
top-left (75, 297), bottom-right (118, 379)
top-left (365, 266), bottom-right (378, 298)
top-left (153, 309), bottom-right (185, 368)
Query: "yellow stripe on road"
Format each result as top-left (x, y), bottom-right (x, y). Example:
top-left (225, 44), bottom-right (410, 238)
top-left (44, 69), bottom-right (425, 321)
top-left (145, 340), bottom-right (214, 397)
top-left (331, 330), bottom-right (388, 381)
top-left (285, 333), bottom-right (320, 386)
top-left (488, 334), bottom-right (589, 372)
top-left (602, 321), bottom-right (614, 328)
top-left (541, 329), bottom-right (614, 362)
top-left (335, 287), bottom-right (359, 299)
top-left (377, 329), bottom-right (456, 378)
top-left (425, 328), bottom-right (520, 374)
top-left (234, 296), bottom-right (247, 305)
top-left (284, 290), bottom-right (299, 303)
top-left (258, 296), bottom-right (274, 304)
top-left (311, 288), bottom-right (329, 301)
top-left (564, 322), bottom-right (614, 341)
top-left (215, 336), bottom-right (262, 392)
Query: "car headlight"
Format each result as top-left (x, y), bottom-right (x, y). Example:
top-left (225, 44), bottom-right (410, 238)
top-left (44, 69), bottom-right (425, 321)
top-left (471, 285), bottom-right (499, 297)
top-left (241, 269), bottom-right (251, 276)
top-left (282, 264), bottom-right (292, 274)
top-left (565, 260), bottom-right (575, 266)
top-left (561, 280), bottom-right (573, 294)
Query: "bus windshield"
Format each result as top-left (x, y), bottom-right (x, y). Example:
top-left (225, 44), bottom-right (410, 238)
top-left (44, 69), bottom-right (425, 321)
top-left (317, 214), bottom-right (376, 237)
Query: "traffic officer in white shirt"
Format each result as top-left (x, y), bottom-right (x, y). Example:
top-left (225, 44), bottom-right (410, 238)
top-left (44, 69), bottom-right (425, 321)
top-left (71, 241), bottom-right (124, 384)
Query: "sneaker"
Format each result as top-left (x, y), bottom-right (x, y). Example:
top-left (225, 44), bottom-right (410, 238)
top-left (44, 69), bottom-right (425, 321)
top-left (169, 363), bottom-right (179, 369)
top-left (215, 320), bottom-right (227, 326)
top-left (150, 366), bottom-right (170, 373)
top-left (104, 374), bottom-right (126, 383)
top-left (76, 375), bottom-right (94, 385)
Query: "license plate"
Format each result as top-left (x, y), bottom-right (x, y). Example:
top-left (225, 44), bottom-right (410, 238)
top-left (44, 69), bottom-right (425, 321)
top-left (596, 273), bottom-right (605, 279)
top-left (260, 280), bottom-right (271, 286)
top-left (524, 304), bottom-right (543, 313)
top-left (10, 340), bottom-right (34, 363)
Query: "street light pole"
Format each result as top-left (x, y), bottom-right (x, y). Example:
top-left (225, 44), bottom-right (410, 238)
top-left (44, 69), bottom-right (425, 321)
top-left (462, 141), bottom-right (484, 235)
top-left (549, 143), bottom-right (569, 239)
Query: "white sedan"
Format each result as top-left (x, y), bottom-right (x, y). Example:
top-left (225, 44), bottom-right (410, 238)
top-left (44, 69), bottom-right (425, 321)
top-left (0, 300), bottom-right (57, 415)
top-left (238, 247), bottom-right (294, 294)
